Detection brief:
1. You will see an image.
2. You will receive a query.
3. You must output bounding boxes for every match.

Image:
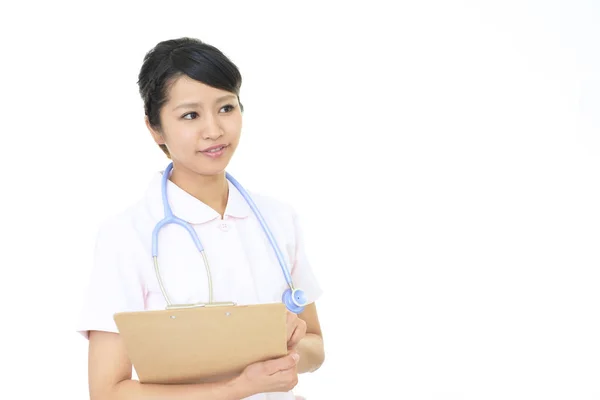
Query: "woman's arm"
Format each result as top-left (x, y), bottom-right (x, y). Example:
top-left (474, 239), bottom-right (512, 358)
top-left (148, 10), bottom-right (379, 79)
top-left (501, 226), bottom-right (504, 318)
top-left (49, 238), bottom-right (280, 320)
top-left (88, 331), bottom-right (249, 400)
top-left (295, 303), bottom-right (325, 374)
top-left (88, 331), bottom-right (301, 400)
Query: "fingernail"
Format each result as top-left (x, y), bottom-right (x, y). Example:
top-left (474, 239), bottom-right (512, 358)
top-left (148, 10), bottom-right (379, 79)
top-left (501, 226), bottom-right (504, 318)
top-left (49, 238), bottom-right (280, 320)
top-left (292, 353), bottom-right (300, 362)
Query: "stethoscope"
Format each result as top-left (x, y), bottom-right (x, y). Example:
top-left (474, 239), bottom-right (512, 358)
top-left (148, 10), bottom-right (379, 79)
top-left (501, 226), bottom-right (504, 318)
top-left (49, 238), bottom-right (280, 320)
top-left (151, 162), bottom-right (307, 314)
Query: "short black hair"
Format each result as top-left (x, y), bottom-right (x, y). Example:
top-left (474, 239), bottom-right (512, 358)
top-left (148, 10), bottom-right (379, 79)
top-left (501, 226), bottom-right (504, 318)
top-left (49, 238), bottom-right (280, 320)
top-left (137, 37), bottom-right (243, 157)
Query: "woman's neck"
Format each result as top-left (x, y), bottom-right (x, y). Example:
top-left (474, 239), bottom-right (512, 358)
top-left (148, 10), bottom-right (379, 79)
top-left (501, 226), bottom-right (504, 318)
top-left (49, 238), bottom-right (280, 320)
top-left (169, 165), bottom-right (229, 218)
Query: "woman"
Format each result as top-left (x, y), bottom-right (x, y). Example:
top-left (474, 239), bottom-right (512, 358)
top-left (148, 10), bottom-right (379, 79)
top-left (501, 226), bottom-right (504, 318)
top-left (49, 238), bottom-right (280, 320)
top-left (77, 37), bottom-right (325, 400)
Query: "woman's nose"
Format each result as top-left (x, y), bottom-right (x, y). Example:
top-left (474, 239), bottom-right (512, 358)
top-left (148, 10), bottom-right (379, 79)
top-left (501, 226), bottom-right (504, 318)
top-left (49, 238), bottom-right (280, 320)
top-left (202, 113), bottom-right (223, 140)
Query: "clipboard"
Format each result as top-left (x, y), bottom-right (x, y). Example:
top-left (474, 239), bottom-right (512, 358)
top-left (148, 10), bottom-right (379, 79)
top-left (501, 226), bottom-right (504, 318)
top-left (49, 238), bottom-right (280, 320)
top-left (113, 302), bottom-right (288, 384)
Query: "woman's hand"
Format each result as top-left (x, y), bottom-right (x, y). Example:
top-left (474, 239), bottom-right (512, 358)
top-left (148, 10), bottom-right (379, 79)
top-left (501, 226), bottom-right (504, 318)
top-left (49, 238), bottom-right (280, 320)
top-left (235, 352), bottom-right (300, 395)
top-left (286, 311), bottom-right (307, 351)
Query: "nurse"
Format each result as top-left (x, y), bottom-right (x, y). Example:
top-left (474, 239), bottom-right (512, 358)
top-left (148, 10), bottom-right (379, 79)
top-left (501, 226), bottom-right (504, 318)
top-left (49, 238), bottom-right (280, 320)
top-left (77, 37), bottom-right (325, 400)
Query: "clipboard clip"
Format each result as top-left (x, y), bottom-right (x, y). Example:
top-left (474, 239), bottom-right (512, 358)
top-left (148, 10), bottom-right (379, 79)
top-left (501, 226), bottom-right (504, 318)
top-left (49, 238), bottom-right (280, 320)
top-left (165, 301), bottom-right (237, 310)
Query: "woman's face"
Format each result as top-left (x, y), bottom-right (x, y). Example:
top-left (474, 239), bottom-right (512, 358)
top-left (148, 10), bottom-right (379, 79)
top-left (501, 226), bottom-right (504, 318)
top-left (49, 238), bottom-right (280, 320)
top-left (148, 75), bottom-right (242, 176)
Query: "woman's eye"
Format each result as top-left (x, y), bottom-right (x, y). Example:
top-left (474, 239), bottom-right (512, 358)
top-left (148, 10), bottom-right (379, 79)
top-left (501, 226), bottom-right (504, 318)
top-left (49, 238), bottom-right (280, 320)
top-left (220, 104), bottom-right (235, 113)
top-left (182, 112), bottom-right (198, 120)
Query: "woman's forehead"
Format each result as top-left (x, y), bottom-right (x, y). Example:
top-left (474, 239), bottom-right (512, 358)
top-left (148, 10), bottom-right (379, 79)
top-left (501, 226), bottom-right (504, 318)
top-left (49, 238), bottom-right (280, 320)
top-left (166, 75), bottom-right (233, 105)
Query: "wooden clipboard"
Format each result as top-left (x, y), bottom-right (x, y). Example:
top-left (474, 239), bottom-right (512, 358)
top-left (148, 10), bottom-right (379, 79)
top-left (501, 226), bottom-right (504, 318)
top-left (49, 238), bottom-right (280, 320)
top-left (113, 302), bottom-right (288, 384)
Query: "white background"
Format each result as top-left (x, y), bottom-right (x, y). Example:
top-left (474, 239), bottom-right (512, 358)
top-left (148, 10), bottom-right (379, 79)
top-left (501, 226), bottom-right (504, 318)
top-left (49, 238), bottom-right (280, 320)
top-left (1, 1), bottom-right (599, 399)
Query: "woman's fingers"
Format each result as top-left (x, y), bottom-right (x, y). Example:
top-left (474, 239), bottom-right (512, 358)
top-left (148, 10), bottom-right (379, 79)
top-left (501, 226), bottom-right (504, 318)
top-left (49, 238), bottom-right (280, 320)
top-left (286, 312), bottom-right (307, 350)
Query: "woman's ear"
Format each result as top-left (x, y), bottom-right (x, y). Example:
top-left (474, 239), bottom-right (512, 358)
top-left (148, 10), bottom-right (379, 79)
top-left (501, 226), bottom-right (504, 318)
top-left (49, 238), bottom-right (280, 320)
top-left (145, 116), bottom-right (165, 146)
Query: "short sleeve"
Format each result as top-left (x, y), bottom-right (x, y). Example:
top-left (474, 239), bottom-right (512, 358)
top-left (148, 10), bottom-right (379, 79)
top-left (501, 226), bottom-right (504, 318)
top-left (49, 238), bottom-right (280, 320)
top-left (290, 210), bottom-right (323, 305)
top-left (76, 218), bottom-right (145, 339)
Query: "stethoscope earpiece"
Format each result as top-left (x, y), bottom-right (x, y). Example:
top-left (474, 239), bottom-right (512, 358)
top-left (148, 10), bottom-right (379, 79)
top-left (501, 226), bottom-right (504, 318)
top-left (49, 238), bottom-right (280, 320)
top-left (282, 288), bottom-right (307, 314)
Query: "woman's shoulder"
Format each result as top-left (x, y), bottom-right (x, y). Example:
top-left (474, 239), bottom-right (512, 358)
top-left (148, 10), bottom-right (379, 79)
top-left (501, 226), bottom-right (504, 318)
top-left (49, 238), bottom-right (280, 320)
top-left (93, 199), bottom-right (151, 248)
top-left (243, 190), bottom-right (305, 247)
top-left (247, 189), bottom-right (298, 221)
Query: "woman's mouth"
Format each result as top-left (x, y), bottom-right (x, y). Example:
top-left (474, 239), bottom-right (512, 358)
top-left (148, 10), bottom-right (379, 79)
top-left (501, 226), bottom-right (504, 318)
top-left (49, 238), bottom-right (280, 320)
top-left (200, 144), bottom-right (228, 158)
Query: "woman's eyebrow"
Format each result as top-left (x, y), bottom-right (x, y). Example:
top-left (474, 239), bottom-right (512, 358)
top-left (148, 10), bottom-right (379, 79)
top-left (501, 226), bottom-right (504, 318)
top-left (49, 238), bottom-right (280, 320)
top-left (172, 102), bottom-right (199, 111)
top-left (172, 95), bottom-right (237, 111)
top-left (216, 94), bottom-right (237, 103)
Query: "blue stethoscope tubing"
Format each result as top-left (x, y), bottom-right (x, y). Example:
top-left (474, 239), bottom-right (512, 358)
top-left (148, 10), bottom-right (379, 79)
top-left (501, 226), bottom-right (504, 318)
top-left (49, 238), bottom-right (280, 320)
top-left (151, 162), bottom-right (307, 313)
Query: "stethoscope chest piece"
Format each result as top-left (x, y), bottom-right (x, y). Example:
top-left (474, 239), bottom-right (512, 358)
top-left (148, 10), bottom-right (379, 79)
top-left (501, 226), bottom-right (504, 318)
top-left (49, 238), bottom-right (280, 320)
top-left (282, 288), bottom-right (307, 314)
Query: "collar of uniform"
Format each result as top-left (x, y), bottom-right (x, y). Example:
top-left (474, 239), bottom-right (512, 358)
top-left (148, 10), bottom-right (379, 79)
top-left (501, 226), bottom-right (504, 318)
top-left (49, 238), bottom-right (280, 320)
top-left (146, 171), bottom-right (251, 224)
